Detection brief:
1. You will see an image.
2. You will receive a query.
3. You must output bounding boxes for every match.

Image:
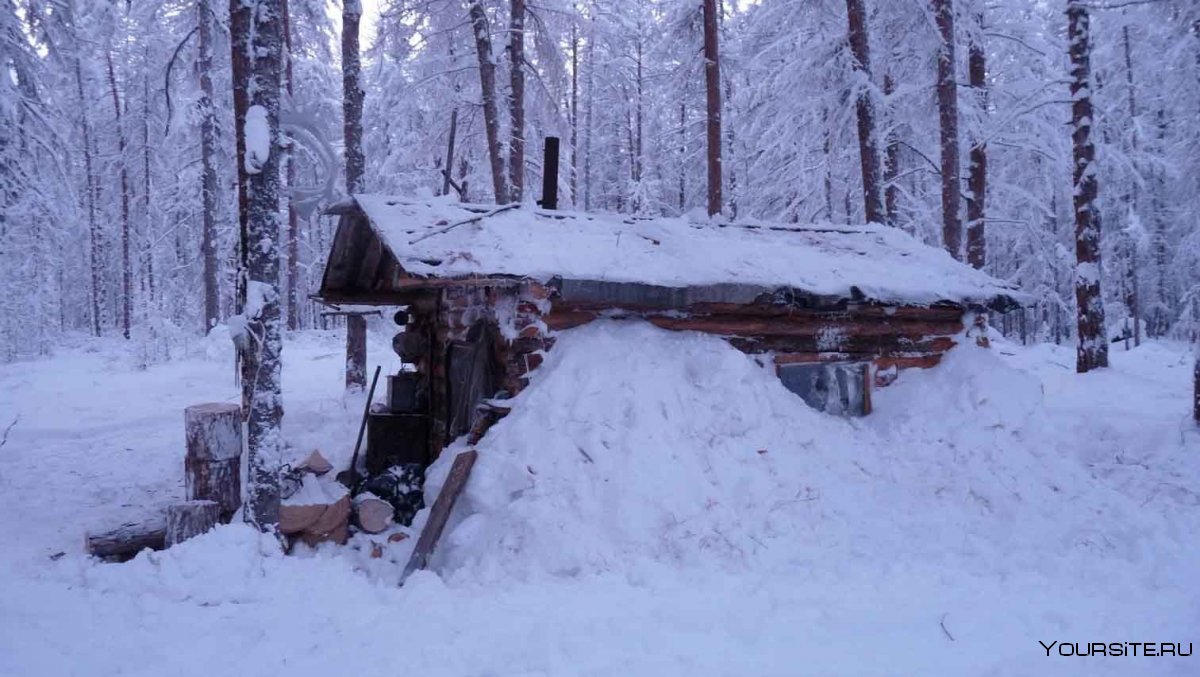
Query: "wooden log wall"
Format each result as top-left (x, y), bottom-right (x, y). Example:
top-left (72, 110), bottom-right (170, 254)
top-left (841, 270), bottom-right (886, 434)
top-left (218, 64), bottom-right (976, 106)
top-left (411, 278), bottom-right (967, 458)
top-left (539, 294), bottom-right (966, 387)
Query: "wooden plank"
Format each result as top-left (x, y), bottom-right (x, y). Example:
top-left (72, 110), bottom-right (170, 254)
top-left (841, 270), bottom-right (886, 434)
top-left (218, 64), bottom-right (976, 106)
top-left (400, 449), bottom-right (478, 585)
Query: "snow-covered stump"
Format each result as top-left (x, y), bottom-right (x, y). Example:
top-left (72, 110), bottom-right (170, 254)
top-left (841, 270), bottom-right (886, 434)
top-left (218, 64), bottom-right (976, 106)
top-left (184, 403), bottom-right (243, 521)
top-left (165, 500), bottom-right (221, 547)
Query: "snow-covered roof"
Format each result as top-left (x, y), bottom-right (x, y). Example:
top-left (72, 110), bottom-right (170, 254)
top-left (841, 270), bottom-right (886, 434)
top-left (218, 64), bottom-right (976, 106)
top-left (347, 195), bottom-right (1022, 307)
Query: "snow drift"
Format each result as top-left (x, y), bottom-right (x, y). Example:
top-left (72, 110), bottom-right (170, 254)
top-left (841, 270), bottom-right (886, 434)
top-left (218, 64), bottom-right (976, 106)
top-left (427, 320), bottom-right (1195, 589)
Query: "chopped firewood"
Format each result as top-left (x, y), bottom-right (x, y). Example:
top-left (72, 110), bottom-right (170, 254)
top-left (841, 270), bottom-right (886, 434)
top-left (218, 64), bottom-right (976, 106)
top-left (353, 494), bottom-right (394, 534)
top-left (296, 450), bottom-right (333, 475)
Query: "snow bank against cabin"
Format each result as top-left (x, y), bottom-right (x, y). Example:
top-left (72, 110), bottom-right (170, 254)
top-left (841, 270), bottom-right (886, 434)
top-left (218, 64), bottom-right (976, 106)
top-left (430, 321), bottom-right (849, 578)
top-left (353, 195), bottom-right (1021, 306)
top-left (425, 321), bottom-right (1185, 585)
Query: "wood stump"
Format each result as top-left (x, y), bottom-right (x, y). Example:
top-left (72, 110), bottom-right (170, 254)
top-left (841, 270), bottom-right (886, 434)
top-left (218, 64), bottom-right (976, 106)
top-left (185, 403), bottom-right (243, 521)
top-left (165, 500), bottom-right (220, 547)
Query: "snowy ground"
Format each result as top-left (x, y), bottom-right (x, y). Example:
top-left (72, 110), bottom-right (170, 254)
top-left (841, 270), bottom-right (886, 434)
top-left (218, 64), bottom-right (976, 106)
top-left (0, 322), bottom-right (1196, 676)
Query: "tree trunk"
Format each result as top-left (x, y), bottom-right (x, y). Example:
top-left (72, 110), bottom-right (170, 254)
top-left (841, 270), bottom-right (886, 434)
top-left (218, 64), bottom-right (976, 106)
top-left (1121, 25), bottom-right (1140, 346)
top-left (105, 51), bottom-right (133, 339)
top-left (141, 39), bottom-right (155, 311)
top-left (678, 101), bottom-right (687, 212)
top-left (966, 11), bottom-right (987, 269)
top-left (199, 0), bottom-right (221, 332)
top-left (844, 0), bottom-right (883, 224)
top-left (570, 20), bottom-right (579, 207)
top-left (343, 0), bottom-right (365, 194)
top-left (74, 55), bottom-right (102, 337)
top-left (165, 500), bottom-right (220, 547)
top-left (1067, 1), bottom-right (1108, 373)
top-left (231, 0), bottom-right (285, 531)
top-left (507, 0), bottom-right (526, 203)
top-left (442, 109), bottom-right (458, 196)
top-left (933, 0), bottom-right (963, 259)
top-left (583, 10), bottom-right (595, 211)
top-left (882, 72), bottom-right (899, 226)
top-left (702, 0), bottom-right (722, 217)
top-left (284, 0), bottom-right (301, 331)
top-left (469, 1), bottom-right (509, 204)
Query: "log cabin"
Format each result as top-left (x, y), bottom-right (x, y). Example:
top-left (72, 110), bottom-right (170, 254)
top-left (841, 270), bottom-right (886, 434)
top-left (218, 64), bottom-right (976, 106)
top-left (317, 195), bottom-right (1022, 468)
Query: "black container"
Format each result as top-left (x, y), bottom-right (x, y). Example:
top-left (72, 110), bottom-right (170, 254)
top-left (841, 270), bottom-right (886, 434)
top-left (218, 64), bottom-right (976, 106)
top-left (387, 373), bottom-right (424, 413)
top-left (365, 412), bottom-right (429, 475)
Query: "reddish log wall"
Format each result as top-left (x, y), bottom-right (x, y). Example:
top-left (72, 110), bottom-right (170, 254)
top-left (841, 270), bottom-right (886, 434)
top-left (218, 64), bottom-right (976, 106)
top-left (432, 279), bottom-right (967, 403)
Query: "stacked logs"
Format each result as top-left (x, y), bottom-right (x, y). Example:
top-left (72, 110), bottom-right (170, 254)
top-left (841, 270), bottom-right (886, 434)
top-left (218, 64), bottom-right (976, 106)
top-left (86, 403), bottom-right (243, 560)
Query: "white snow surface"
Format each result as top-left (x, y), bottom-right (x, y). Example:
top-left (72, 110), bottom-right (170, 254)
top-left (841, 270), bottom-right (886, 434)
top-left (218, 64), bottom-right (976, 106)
top-left (354, 194), bottom-right (1022, 306)
top-left (1, 323), bottom-right (1197, 676)
top-left (243, 105), bottom-right (271, 175)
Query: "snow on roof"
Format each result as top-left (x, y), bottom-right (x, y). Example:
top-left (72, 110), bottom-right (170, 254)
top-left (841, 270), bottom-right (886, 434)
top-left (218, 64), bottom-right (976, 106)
top-left (353, 194), bottom-right (1022, 306)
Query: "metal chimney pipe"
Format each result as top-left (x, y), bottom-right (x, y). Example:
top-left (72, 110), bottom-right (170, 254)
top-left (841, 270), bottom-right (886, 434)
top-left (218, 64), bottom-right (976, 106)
top-left (539, 137), bottom-right (560, 210)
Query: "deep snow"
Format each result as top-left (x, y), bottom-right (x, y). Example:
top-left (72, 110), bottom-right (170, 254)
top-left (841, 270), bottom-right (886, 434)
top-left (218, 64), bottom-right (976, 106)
top-left (0, 321), bottom-right (1196, 676)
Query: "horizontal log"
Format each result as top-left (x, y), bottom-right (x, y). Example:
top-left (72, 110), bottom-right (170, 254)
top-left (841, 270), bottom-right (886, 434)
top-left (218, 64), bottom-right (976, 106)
top-left (641, 314), bottom-right (963, 339)
top-left (874, 354), bottom-right (944, 371)
top-left (728, 334), bottom-right (957, 356)
top-left (551, 300), bottom-right (966, 322)
top-left (86, 519), bottom-right (166, 561)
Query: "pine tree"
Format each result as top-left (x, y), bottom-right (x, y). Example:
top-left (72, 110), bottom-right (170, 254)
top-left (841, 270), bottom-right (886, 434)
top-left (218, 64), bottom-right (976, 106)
top-left (702, 0), bottom-right (722, 217)
top-left (933, 0), bottom-right (963, 259)
top-left (844, 0), bottom-right (883, 225)
top-left (1067, 1), bottom-right (1108, 373)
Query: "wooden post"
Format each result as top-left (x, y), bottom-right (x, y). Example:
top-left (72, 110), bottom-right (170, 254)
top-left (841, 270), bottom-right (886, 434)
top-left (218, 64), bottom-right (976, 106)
top-left (539, 137), bottom-right (559, 210)
top-left (165, 500), bottom-right (221, 547)
top-left (1193, 352), bottom-right (1199, 426)
top-left (400, 449), bottom-right (477, 584)
top-left (184, 403), bottom-right (243, 521)
top-left (346, 313), bottom-right (368, 391)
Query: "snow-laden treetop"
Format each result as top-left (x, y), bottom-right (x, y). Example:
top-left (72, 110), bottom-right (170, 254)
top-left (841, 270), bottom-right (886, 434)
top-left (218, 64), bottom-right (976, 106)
top-left (354, 194), bottom-right (1024, 307)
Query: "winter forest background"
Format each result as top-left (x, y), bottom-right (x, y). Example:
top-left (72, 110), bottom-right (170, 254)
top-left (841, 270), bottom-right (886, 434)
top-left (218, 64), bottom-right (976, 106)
top-left (2, 0), bottom-right (1199, 362)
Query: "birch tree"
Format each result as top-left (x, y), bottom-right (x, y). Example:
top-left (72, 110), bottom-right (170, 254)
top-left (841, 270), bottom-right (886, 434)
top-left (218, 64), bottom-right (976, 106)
top-left (231, 0), bottom-right (285, 530)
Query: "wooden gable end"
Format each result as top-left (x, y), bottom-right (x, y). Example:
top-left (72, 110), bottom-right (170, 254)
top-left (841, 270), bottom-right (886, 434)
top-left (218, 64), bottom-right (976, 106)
top-left (319, 211), bottom-right (407, 303)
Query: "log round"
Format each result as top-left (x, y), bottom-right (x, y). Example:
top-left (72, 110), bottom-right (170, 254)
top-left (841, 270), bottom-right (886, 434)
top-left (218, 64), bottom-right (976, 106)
top-left (353, 494), bottom-right (394, 534)
top-left (165, 500), bottom-right (221, 547)
top-left (184, 402), bottom-right (243, 521)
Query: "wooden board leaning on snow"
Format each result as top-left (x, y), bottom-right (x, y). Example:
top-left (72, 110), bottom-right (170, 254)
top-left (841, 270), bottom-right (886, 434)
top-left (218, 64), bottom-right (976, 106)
top-left (352, 195), bottom-right (1023, 307)
top-left (400, 449), bottom-right (477, 585)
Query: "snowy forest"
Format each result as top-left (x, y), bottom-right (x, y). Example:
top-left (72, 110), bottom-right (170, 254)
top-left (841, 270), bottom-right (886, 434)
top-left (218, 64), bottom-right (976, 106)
top-left (2, 0), bottom-right (1199, 360)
